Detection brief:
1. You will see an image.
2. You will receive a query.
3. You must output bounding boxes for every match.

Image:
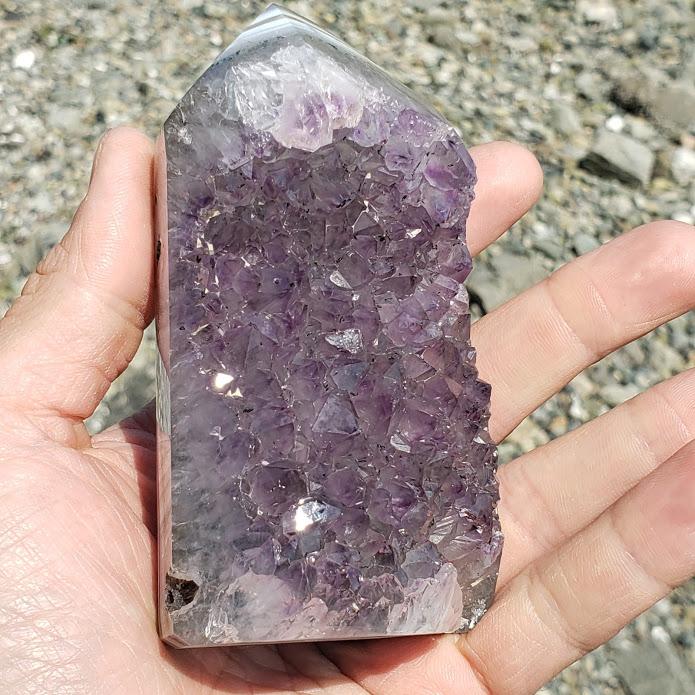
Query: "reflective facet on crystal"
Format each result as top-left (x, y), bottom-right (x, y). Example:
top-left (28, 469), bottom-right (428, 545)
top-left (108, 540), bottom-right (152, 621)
top-left (156, 4), bottom-right (501, 647)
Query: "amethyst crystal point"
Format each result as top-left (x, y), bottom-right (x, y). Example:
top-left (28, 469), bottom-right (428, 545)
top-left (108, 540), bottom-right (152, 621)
top-left (155, 4), bottom-right (501, 647)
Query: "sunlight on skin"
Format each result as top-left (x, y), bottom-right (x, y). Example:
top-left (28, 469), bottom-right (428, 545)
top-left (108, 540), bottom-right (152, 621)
top-left (0, 127), bottom-right (693, 695)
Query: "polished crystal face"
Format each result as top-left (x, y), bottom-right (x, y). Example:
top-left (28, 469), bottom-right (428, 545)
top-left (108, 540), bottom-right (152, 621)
top-left (155, 4), bottom-right (501, 647)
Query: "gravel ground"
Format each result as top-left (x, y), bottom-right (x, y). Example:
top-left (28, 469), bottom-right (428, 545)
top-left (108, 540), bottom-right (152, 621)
top-left (1, 1), bottom-right (693, 692)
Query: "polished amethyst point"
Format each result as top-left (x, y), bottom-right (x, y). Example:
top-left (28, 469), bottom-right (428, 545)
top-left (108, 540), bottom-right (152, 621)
top-left (155, 4), bottom-right (501, 647)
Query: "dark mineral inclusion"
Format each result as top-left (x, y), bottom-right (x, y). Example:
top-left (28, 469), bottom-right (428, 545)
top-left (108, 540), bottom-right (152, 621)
top-left (155, 4), bottom-right (502, 647)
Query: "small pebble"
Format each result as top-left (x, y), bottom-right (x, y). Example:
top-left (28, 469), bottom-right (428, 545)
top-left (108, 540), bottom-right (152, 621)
top-left (671, 147), bottom-right (695, 185)
top-left (573, 232), bottom-right (599, 255)
top-left (12, 49), bottom-right (35, 70)
top-left (606, 114), bottom-right (625, 133)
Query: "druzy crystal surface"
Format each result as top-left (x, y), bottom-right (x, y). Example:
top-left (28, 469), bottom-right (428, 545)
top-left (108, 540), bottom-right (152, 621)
top-left (156, 5), bottom-right (501, 647)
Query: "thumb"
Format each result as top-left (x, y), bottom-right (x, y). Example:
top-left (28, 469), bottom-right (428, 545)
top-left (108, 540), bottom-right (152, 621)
top-left (0, 127), bottom-right (155, 441)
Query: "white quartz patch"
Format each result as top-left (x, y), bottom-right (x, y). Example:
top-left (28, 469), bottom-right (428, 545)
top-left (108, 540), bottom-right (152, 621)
top-left (325, 327), bottom-right (363, 353)
top-left (231, 44), bottom-right (369, 151)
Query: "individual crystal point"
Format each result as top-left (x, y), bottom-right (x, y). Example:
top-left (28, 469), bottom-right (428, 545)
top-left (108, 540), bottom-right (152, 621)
top-left (155, 4), bottom-right (501, 648)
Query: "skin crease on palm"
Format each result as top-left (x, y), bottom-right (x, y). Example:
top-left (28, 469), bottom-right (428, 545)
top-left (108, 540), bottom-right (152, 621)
top-left (0, 127), bottom-right (694, 695)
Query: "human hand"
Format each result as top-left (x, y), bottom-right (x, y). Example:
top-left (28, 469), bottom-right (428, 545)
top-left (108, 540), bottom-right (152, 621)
top-left (1, 127), bottom-right (693, 694)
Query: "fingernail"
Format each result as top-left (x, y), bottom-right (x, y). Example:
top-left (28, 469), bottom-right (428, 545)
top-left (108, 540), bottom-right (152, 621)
top-left (89, 128), bottom-right (113, 185)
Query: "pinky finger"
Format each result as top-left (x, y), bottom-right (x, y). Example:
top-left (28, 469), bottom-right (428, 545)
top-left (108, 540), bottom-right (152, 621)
top-left (458, 439), bottom-right (695, 695)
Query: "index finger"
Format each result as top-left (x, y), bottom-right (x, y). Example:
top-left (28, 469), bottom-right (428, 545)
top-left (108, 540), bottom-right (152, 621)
top-left (467, 141), bottom-right (544, 256)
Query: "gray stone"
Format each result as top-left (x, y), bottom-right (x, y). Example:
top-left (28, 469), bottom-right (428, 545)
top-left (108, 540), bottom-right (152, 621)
top-left (650, 82), bottom-right (695, 136)
top-left (534, 235), bottom-right (566, 260)
top-left (429, 25), bottom-right (459, 51)
top-left (578, 0), bottom-right (619, 28)
top-left (608, 626), bottom-right (695, 695)
top-left (573, 232), bottom-right (600, 255)
top-left (467, 264), bottom-right (503, 312)
top-left (581, 130), bottom-right (655, 186)
top-left (650, 341), bottom-right (686, 379)
top-left (507, 417), bottom-right (550, 452)
top-left (668, 315), bottom-right (695, 355)
top-left (601, 382), bottom-right (641, 407)
top-left (14, 221), bottom-right (62, 274)
top-left (46, 104), bottom-right (84, 134)
top-left (610, 70), bottom-right (660, 114)
top-left (468, 250), bottom-right (547, 312)
top-left (671, 147), bottom-right (695, 185)
top-left (609, 193), bottom-right (636, 219)
top-left (576, 70), bottom-right (608, 102)
top-left (612, 71), bottom-right (695, 138)
top-left (551, 101), bottom-right (582, 136)
top-left (628, 117), bottom-right (658, 142)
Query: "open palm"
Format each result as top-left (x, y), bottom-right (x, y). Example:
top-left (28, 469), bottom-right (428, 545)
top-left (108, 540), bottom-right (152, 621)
top-left (1, 127), bottom-right (693, 695)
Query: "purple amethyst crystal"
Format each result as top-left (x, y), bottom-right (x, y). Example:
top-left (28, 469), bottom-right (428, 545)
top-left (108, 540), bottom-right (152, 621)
top-left (155, 4), bottom-right (501, 647)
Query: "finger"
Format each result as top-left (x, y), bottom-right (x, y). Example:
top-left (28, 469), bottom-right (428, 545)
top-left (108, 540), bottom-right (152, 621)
top-left (473, 220), bottom-right (695, 441)
top-left (319, 635), bottom-right (488, 695)
top-left (467, 141), bottom-right (544, 256)
top-left (458, 439), bottom-right (695, 695)
top-left (0, 127), bottom-right (154, 430)
top-left (497, 368), bottom-right (695, 586)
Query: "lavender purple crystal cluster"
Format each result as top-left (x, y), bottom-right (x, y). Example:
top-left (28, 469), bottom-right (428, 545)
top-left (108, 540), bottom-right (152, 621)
top-left (156, 5), bottom-right (501, 647)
